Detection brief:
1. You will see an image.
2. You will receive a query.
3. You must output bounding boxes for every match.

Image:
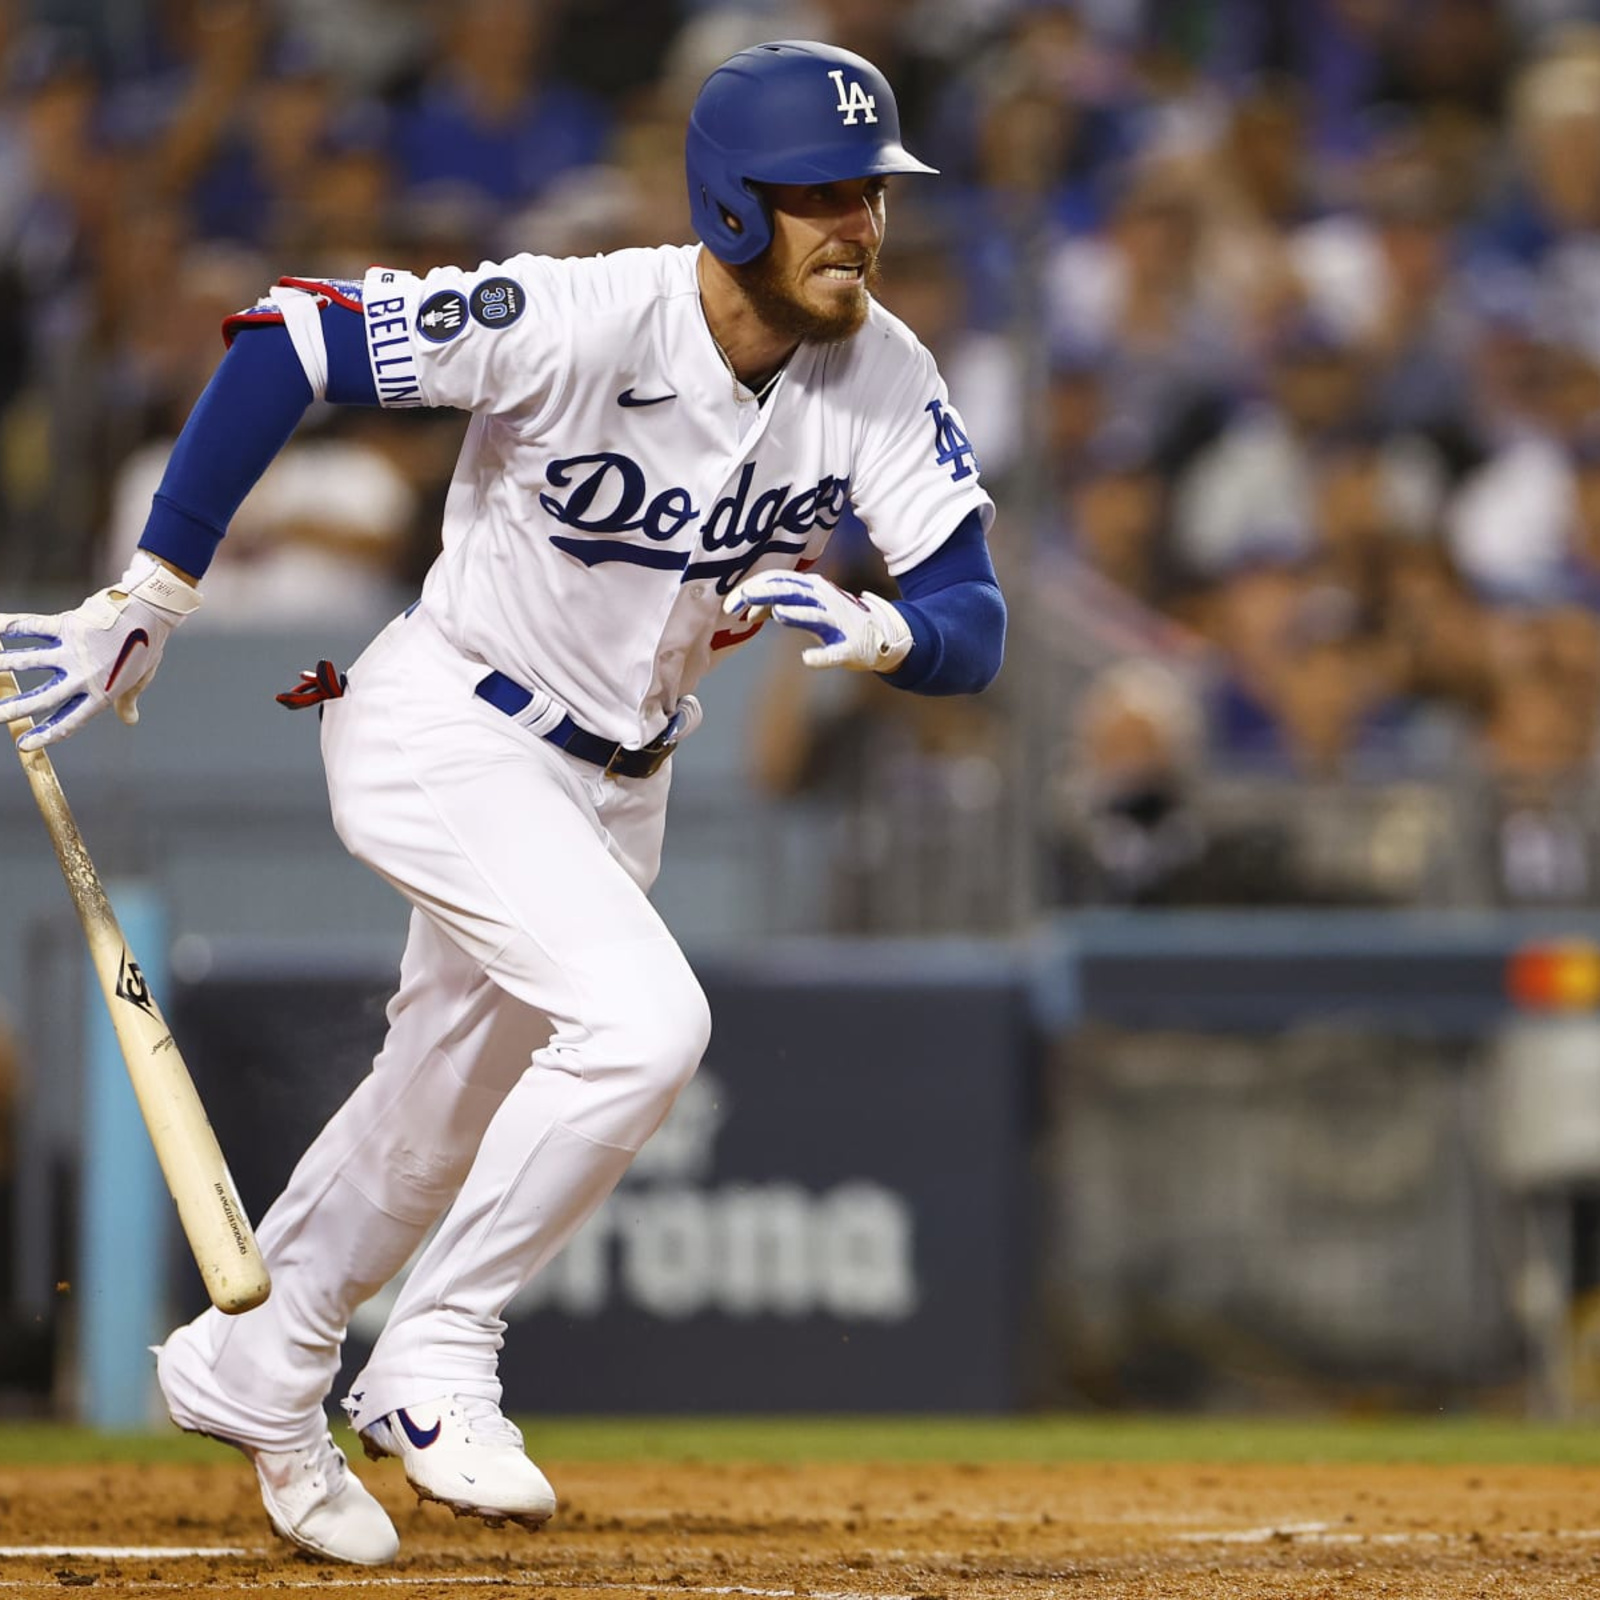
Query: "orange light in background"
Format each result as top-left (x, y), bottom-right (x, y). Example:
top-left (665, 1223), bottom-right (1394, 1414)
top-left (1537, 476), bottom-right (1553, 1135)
top-left (1507, 941), bottom-right (1600, 1010)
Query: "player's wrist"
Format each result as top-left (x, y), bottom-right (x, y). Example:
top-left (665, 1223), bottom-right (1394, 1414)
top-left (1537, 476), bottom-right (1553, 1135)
top-left (857, 591), bottom-right (913, 672)
top-left (120, 549), bottom-right (202, 619)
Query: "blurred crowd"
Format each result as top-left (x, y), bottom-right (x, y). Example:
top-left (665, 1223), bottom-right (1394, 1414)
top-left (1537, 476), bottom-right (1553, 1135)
top-left (7, 0), bottom-right (1600, 914)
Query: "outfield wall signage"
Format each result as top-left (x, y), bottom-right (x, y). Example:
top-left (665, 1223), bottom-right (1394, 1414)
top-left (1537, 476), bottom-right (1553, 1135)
top-left (172, 954), bottom-right (1035, 1412)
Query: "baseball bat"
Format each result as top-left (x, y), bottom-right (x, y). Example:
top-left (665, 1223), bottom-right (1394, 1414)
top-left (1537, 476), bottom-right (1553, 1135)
top-left (0, 668), bottom-right (270, 1313)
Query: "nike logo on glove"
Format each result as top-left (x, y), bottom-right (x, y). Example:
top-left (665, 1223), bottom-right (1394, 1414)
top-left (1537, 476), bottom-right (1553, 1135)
top-left (394, 1408), bottom-right (442, 1449)
top-left (103, 628), bottom-right (150, 692)
top-left (618, 388), bottom-right (676, 407)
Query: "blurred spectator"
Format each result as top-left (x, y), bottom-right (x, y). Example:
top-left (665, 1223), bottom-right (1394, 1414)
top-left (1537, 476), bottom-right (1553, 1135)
top-left (1447, 341), bottom-right (1600, 602)
top-left (387, 0), bottom-right (610, 214)
top-left (1041, 340), bottom-right (1117, 482)
top-left (94, 199), bottom-right (211, 464)
top-left (276, 0), bottom-right (430, 97)
top-left (172, 36), bottom-right (393, 268)
top-left (1051, 655), bottom-right (1376, 905)
top-left (1483, 597), bottom-right (1600, 734)
top-left (1371, 0), bottom-right (1514, 128)
top-left (1171, 310), bottom-right (1443, 584)
top-left (1191, 76), bottom-right (1320, 363)
top-left (1478, 27), bottom-right (1600, 295)
top-left (1380, 540), bottom-right (1495, 717)
top-left (180, 32), bottom-right (326, 244)
top-left (1045, 149), bottom-right (1241, 470)
top-left (501, 88), bottom-right (699, 258)
top-left (105, 408), bottom-right (425, 627)
top-left (660, 2), bottom-right (820, 106)
top-left (1196, 551), bottom-right (1421, 778)
top-left (1477, 662), bottom-right (1600, 902)
top-left (589, 90), bottom-right (699, 247)
top-left (1292, 134), bottom-right (1482, 451)
top-left (1197, 1), bottom-right (1385, 161)
top-left (1460, 273), bottom-right (1554, 436)
top-left (103, 1), bottom-right (271, 210)
top-left (947, 4), bottom-right (1146, 329)
top-left (1267, 594), bottom-right (1409, 778)
top-left (1205, 0), bottom-right (1510, 151)
top-left (539, 0), bottom-right (683, 107)
top-left (294, 110), bottom-right (393, 274)
top-left (1055, 426), bottom-right (1174, 608)
top-left (0, 21), bottom-right (121, 581)
top-left (1053, 656), bottom-right (1216, 905)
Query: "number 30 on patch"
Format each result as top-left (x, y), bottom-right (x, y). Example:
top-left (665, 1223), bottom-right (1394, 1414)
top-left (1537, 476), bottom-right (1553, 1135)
top-left (470, 277), bottom-right (527, 329)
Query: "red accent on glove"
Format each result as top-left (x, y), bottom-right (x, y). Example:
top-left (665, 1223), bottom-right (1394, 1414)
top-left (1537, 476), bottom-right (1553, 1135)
top-left (275, 660), bottom-right (347, 709)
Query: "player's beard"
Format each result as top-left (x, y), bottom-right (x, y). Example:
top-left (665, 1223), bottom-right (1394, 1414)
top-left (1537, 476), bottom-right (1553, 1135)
top-left (734, 246), bottom-right (882, 345)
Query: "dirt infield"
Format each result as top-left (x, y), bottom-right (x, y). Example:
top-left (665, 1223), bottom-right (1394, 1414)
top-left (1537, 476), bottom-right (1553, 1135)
top-left (6, 1455), bottom-right (1600, 1598)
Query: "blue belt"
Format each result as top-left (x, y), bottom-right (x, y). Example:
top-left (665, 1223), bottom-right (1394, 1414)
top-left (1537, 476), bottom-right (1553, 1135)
top-left (473, 670), bottom-right (680, 779)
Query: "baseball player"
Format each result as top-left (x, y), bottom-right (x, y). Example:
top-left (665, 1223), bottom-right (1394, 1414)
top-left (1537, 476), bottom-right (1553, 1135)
top-left (0, 41), bottom-right (1005, 1564)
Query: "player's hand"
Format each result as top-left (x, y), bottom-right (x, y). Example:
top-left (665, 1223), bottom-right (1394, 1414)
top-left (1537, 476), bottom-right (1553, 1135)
top-left (723, 569), bottom-right (913, 673)
top-left (0, 552), bottom-right (202, 750)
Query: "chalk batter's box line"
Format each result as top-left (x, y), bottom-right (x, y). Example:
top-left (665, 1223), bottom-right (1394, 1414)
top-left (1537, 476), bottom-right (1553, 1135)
top-left (0, 1557), bottom-right (917, 1600)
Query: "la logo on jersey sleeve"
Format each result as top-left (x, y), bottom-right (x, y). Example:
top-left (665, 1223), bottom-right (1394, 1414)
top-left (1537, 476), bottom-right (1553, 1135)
top-left (926, 398), bottom-right (977, 482)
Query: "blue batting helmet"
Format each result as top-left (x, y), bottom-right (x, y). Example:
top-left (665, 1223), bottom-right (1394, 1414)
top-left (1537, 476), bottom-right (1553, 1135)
top-left (686, 39), bottom-right (938, 266)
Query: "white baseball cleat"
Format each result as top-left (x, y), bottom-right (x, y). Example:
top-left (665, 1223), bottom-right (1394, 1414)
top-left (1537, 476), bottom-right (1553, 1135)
top-left (244, 1435), bottom-right (401, 1565)
top-left (153, 1338), bottom-right (399, 1565)
top-left (357, 1395), bottom-right (557, 1528)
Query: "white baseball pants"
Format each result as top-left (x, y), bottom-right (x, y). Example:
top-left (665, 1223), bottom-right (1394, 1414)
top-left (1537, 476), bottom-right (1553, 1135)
top-left (162, 607), bottom-right (710, 1449)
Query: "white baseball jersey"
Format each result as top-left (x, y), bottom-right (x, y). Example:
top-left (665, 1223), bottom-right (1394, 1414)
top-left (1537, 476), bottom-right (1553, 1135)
top-left (355, 244), bottom-right (993, 747)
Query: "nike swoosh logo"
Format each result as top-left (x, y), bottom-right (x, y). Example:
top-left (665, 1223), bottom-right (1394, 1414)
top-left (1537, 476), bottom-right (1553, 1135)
top-left (103, 628), bottom-right (150, 692)
top-left (394, 1407), bottom-right (442, 1449)
top-left (618, 388), bottom-right (676, 407)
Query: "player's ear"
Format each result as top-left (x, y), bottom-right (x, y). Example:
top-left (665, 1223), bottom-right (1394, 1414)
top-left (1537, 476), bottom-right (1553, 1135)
top-left (731, 179), bottom-right (775, 243)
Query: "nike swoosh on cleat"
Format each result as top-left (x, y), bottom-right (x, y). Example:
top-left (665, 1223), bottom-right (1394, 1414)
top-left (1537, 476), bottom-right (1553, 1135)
top-left (395, 1407), bottom-right (442, 1449)
top-left (103, 628), bottom-right (150, 692)
top-left (617, 388), bottom-right (676, 407)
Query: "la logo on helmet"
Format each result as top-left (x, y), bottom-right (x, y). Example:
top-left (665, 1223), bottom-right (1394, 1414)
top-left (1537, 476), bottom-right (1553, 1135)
top-left (827, 68), bottom-right (877, 125)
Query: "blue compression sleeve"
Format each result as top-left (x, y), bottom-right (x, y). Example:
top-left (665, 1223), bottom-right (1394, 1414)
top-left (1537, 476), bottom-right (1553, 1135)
top-left (882, 511), bottom-right (1007, 695)
top-left (323, 299), bottom-right (380, 406)
top-left (138, 304), bottom-right (377, 577)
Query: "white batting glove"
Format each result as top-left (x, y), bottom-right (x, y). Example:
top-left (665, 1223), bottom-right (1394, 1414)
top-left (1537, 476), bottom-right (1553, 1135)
top-left (723, 569), bottom-right (913, 673)
top-left (0, 550), bottom-right (202, 750)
